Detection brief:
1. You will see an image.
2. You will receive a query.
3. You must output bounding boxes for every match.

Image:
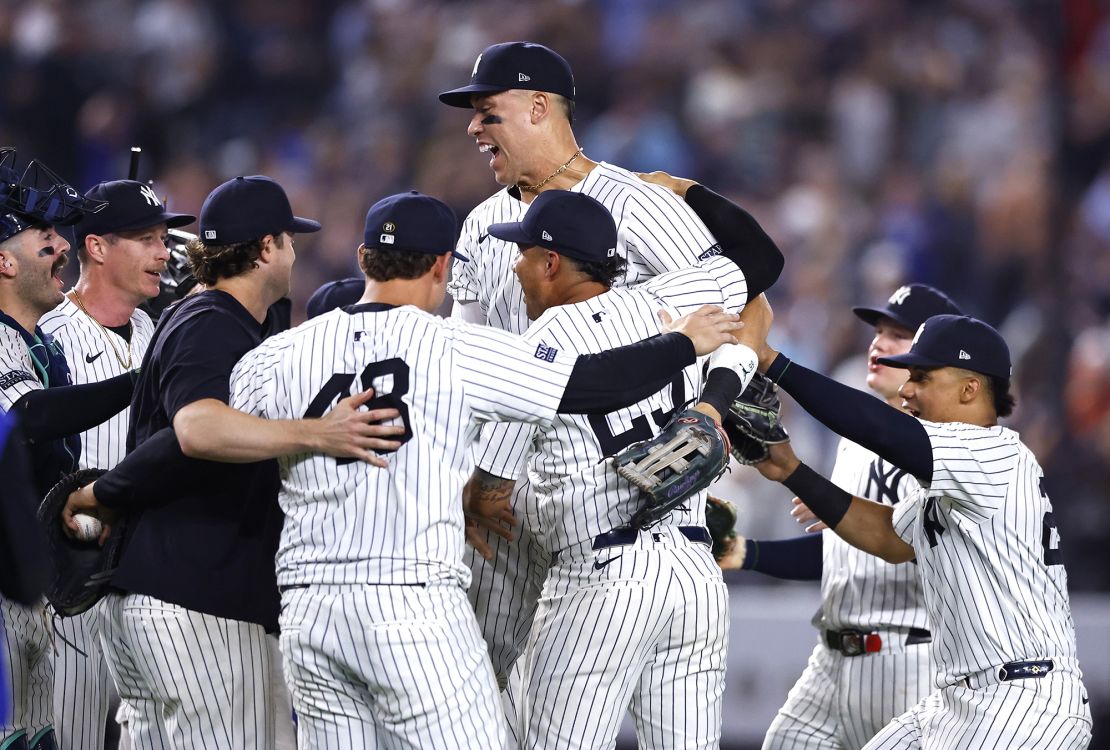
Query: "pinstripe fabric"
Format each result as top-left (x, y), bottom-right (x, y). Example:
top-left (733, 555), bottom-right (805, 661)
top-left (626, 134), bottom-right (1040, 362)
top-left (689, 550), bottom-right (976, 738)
top-left (39, 297), bottom-right (155, 750)
top-left (0, 598), bottom-right (52, 738)
top-left (890, 422), bottom-right (1081, 687)
top-left (229, 305), bottom-right (576, 747)
top-left (862, 672), bottom-right (1091, 749)
top-left (763, 640), bottom-right (932, 750)
top-left (280, 584), bottom-right (506, 749)
top-left (520, 528), bottom-right (728, 749)
top-left (0, 328), bottom-right (54, 743)
top-left (98, 593), bottom-right (273, 749)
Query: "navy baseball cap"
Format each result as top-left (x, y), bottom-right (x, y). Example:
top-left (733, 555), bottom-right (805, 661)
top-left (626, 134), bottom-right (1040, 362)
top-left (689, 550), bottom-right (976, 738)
top-left (73, 180), bottom-right (195, 245)
top-left (363, 191), bottom-right (467, 261)
top-left (853, 283), bottom-right (961, 331)
top-left (439, 42), bottom-right (575, 108)
top-left (199, 176), bottom-right (321, 245)
top-left (877, 314), bottom-right (1012, 379)
top-left (488, 190), bottom-right (617, 264)
top-left (306, 276), bottom-right (363, 319)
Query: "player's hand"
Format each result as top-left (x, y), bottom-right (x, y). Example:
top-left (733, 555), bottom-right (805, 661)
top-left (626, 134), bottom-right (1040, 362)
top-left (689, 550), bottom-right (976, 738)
top-left (791, 497), bottom-right (828, 533)
top-left (737, 294), bottom-right (774, 354)
top-left (636, 171), bottom-right (698, 197)
top-left (63, 483), bottom-right (116, 546)
top-left (658, 305), bottom-right (742, 356)
top-left (313, 388), bottom-right (406, 468)
top-left (752, 440), bottom-right (801, 483)
top-left (462, 470), bottom-right (517, 560)
top-left (716, 533), bottom-right (748, 570)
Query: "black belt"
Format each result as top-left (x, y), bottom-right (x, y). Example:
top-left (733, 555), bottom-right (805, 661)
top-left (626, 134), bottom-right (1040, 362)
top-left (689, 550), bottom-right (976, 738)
top-left (823, 627), bottom-right (932, 656)
top-left (592, 526), bottom-right (711, 551)
top-left (278, 582), bottom-right (425, 593)
top-left (998, 659), bottom-right (1053, 681)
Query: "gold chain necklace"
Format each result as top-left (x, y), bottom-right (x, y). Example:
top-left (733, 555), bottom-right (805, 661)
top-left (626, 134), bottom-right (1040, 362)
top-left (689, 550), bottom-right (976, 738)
top-left (519, 149), bottom-right (582, 193)
top-left (69, 288), bottom-right (133, 369)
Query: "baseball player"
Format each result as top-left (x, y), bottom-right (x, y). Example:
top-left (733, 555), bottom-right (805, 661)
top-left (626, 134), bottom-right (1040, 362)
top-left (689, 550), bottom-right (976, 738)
top-left (0, 149), bottom-right (141, 750)
top-left (228, 191), bottom-right (744, 749)
top-left (745, 305), bottom-right (1092, 749)
top-left (438, 44), bottom-right (781, 713)
top-left (38, 178), bottom-right (194, 750)
top-left (726, 284), bottom-right (962, 750)
top-left (61, 175), bottom-right (405, 749)
top-left (477, 187), bottom-right (775, 748)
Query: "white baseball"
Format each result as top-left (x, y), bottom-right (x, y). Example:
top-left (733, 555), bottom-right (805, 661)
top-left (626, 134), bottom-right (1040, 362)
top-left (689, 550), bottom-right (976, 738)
top-left (73, 513), bottom-right (103, 542)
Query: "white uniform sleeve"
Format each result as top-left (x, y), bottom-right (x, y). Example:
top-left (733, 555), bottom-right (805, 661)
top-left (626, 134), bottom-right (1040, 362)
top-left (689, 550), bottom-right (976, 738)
top-left (919, 420), bottom-right (1017, 524)
top-left (475, 421), bottom-right (536, 479)
top-left (621, 186), bottom-right (719, 275)
top-left (892, 491), bottom-right (919, 544)
top-left (454, 326), bottom-right (574, 426)
top-left (446, 212), bottom-right (487, 309)
top-left (639, 254), bottom-right (749, 316)
top-left (0, 328), bottom-right (43, 412)
top-left (229, 342), bottom-right (284, 419)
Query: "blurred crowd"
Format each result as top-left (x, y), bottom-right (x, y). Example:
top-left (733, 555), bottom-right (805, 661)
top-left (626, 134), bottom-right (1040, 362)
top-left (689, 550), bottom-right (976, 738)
top-left (1, 0), bottom-right (1107, 587)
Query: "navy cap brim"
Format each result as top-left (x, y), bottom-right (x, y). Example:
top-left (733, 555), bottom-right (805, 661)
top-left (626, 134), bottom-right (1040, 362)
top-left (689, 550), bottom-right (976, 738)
top-left (83, 211), bottom-right (196, 238)
top-left (290, 216), bottom-right (322, 234)
top-left (438, 84), bottom-right (507, 108)
top-left (853, 305), bottom-right (913, 330)
top-left (875, 352), bottom-right (947, 370)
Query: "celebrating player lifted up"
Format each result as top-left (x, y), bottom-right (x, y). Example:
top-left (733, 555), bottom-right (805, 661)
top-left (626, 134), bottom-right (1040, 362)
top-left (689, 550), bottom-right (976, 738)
top-left (740, 299), bottom-right (1092, 749)
top-left (228, 191), bottom-right (744, 750)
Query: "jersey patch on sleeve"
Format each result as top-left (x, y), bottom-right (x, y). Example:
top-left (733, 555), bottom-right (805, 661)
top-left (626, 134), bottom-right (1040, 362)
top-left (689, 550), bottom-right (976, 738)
top-left (0, 370), bottom-right (35, 390)
top-left (697, 243), bottom-right (722, 261)
top-left (534, 343), bottom-right (558, 362)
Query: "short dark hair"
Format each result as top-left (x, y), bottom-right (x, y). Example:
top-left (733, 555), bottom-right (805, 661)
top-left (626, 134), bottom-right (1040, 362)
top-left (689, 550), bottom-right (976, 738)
top-left (986, 375), bottom-right (1016, 418)
top-left (563, 252), bottom-right (627, 287)
top-left (554, 94), bottom-right (575, 125)
top-left (186, 232), bottom-right (284, 286)
top-left (359, 245), bottom-right (439, 281)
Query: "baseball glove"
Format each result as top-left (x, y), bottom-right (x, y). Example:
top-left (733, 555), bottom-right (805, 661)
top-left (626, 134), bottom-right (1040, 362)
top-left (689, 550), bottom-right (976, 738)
top-left (705, 495), bottom-right (738, 561)
top-left (36, 469), bottom-right (124, 617)
top-left (615, 409), bottom-right (731, 530)
top-left (723, 373), bottom-right (789, 465)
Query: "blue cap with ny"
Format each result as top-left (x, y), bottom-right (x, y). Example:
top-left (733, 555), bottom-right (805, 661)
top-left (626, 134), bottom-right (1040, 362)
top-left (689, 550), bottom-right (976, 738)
top-left (487, 190), bottom-right (617, 264)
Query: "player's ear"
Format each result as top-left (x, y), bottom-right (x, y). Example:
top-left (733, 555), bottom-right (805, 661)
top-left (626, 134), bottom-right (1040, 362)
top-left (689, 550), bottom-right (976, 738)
top-left (0, 249), bottom-right (13, 277)
top-left (959, 374), bottom-right (982, 405)
top-left (84, 234), bottom-right (109, 265)
top-left (544, 250), bottom-right (560, 279)
top-left (530, 92), bottom-right (550, 123)
top-left (432, 252), bottom-right (451, 281)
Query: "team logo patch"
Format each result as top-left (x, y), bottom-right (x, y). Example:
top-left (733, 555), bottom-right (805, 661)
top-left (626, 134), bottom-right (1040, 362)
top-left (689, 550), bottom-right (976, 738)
top-left (889, 285), bottom-right (912, 306)
top-left (697, 243), bottom-right (722, 261)
top-left (139, 184), bottom-right (161, 207)
top-left (534, 343), bottom-right (558, 362)
top-left (0, 370), bottom-right (35, 390)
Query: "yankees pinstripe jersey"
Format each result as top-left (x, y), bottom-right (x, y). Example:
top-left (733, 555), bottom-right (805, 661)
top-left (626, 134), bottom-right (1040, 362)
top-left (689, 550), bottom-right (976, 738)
top-left (449, 161), bottom-right (720, 336)
top-left (891, 421), bottom-right (1080, 687)
top-left (39, 297), bottom-right (153, 470)
top-left (228, 303), bottom-right (577, 588)
top-left (517, 255), bottom-right (748, 550)
top-left (824, 437), bottom-right (929, 632)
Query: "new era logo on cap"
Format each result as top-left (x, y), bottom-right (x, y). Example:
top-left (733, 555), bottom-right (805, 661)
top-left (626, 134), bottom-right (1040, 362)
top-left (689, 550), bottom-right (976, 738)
top-left (542, 230), bottom-right (553, 241)
top-left (959, 350), bottom-right (971, 360)
top-left (519, 73), bottom-right (531, 82)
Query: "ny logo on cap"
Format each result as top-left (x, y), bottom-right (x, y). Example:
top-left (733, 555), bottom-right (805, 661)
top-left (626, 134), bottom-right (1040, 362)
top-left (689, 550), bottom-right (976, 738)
top-left (912, 322), bottom-right (926, 346)
top-left (471, 53), bottom-right (483, 77)
top-left (519, 73), bottom-right (531, 82)
top-left (889, 285), bottom-right (911, 306)
top-left (139, 185), bottom-right (161, 207)
top-left (541, 230), bottom-right (553, 241)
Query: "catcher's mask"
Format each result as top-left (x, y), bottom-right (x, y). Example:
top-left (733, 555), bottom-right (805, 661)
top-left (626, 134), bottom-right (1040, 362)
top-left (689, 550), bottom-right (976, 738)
top-left (0, 148), bottom-right (106, 243)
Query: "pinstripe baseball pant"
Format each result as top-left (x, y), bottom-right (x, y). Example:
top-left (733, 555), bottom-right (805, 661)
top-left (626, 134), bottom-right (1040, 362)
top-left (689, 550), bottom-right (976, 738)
top-left (763, 638), bottom-right (932, 750)
top-left (99, 593), bottom-right (274, 749)
top-left (279, 582), bottom-right (506, 749)
top-left (1, 596), bottom-right (53, 742)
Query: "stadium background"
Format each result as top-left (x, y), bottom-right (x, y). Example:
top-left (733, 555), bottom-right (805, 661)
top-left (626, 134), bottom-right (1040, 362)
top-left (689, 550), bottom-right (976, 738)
top-left (2, 0), bottom-right (1107, 746)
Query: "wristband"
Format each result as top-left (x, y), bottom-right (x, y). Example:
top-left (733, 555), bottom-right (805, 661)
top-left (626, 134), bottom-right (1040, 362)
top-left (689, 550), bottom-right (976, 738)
top-left (782, 462), bottom-right (852, 529)
top-left (708, 343), bottom-right (759, 392)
